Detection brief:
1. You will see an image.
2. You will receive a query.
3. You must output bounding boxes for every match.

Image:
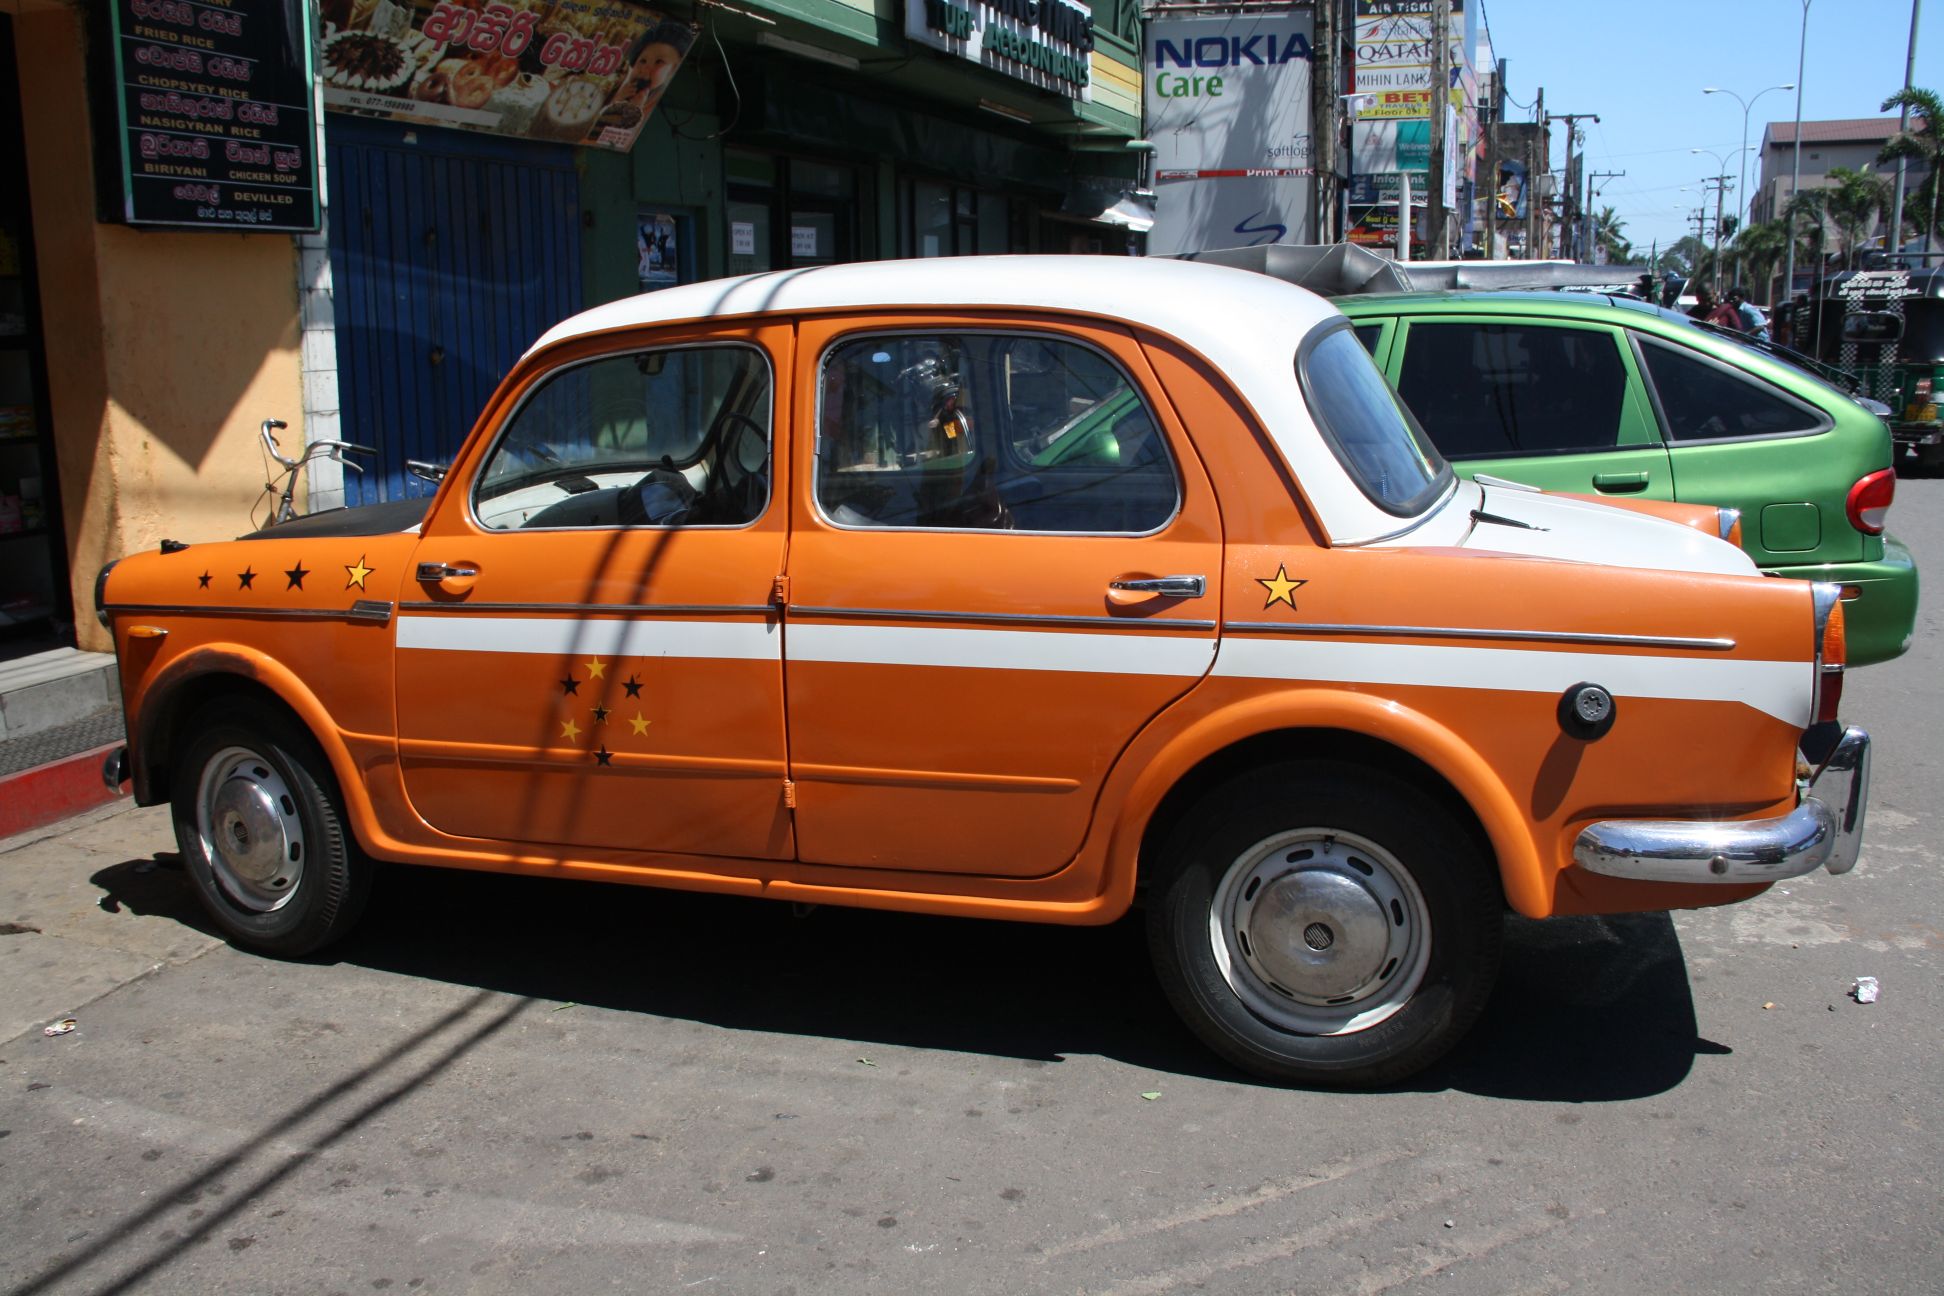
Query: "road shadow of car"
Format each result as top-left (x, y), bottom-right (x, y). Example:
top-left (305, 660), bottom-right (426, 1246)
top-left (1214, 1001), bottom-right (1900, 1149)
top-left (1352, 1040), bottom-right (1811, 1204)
top-left (92, 858), bottom-right (1724, 1101)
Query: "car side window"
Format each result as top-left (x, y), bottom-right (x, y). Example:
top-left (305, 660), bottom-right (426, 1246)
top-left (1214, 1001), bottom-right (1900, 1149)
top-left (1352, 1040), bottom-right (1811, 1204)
top-left (1637, 339), bottom-right (1825, 441)
top-left (1395, 322), bottom-right (1632, 459)
top-left (1353, 324), bottom-right (1384, 354)
top-left (473, 346), bottom-right (772, 531)
top-left (815, 332), bottom-right (1179, 533)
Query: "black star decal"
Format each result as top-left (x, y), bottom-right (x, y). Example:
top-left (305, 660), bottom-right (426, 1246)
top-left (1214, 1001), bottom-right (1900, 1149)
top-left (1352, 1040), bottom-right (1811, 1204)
top-left (238, 567), bottom-right (256, 590)
top-left (593, 746), bottom-right (613, 766)
top-left (559, 676), bottom-right (580, 696)
top-left (197, 571), bottom-right (212, 589)
top-left (591, 704), bottom-right (610, 724)
top-left (622, 674), bottom-right (643, 698)
top-left (285, 561), bottom-right (309, 590)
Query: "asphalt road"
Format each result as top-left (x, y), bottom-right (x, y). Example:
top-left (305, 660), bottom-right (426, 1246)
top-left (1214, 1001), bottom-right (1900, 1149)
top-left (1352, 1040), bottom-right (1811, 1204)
top-left (3, 480), bottom-right (1940, 1296)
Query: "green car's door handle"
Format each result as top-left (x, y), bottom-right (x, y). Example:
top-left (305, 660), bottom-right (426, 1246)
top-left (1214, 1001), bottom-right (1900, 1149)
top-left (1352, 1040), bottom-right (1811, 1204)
top-left (1591, 471), bottom-right (1651, 493)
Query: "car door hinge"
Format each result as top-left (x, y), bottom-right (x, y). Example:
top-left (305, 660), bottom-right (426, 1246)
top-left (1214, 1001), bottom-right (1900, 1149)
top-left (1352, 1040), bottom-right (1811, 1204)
top-left (771, 575), bottom-right (790, 608)
top-left (782, 779), bottom-right (797, 809)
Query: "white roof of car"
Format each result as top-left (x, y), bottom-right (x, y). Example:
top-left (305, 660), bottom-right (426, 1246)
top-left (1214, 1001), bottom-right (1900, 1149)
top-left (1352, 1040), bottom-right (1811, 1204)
top-left (530, 255), bottom-right (1404, 544)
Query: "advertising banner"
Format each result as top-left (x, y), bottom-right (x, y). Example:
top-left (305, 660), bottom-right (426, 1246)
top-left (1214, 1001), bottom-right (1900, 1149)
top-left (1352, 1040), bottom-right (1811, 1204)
top-left (1142, 10), bottom-right (1314, 256)
top-left (103, 0), bottom-right (322, 230)
top-left (320, 0), bottom-right (694, 151)
top-left (906, 0), bottom-right (1094, 100)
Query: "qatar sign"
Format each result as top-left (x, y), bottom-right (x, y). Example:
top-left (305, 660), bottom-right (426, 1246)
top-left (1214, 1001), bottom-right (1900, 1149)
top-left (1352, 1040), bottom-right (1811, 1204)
top-left (1143, 10), bottom-right (1315, 256)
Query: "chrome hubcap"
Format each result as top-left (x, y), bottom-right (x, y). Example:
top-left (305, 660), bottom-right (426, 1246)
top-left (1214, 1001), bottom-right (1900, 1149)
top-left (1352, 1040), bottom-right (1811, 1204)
top-left (1208, 828), bottom-right (1431, 1036)
top-left (196, 746), bottom-right (304, 912)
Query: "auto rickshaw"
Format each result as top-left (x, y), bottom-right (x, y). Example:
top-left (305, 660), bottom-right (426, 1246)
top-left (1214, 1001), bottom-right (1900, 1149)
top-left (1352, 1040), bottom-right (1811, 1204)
top-left (1804, 255), bottom-right (1944, 471)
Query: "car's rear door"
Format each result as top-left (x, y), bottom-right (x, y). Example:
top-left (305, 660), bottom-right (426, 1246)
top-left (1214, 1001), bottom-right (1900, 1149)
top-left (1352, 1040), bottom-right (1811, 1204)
top-left (1387, 314), bottom-right (1672, 498)
top-left (779, 313), bottom-right (1221, 877)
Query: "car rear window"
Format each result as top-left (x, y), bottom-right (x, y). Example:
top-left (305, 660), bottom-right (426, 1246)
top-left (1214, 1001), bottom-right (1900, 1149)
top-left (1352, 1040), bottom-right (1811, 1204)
top-left (1299, 325), bottom-right (1450, 517)
top-left (1637, 339), bottom-right (1826, 441)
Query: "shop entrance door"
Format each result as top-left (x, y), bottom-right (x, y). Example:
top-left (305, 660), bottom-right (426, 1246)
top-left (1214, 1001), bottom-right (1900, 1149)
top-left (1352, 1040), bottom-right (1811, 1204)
top-left (326, 117), bottom-right (582, 506)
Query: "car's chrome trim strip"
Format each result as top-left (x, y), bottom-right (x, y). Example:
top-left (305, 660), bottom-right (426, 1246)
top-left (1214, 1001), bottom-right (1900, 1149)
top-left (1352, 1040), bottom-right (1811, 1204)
top-left (788, 605), bottom-right (1218, 632)
top-left (104, 602), bottom-right (394, 623)
top-left (1222, 621), bottom-right (1737, 651)
top-left (397, 601), bottom-right (774, 617)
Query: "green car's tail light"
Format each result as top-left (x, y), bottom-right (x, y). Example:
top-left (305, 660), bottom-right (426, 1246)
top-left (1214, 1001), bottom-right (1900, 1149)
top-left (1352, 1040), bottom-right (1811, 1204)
top-left (1845, 469), bottom-right (1895, 536)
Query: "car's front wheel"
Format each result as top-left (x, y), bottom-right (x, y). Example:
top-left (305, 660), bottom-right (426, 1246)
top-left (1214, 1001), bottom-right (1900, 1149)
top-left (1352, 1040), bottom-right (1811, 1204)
top-left (1147, 762), bottom-right (1503, 1087)
top-left (172, 701), bottom-right (371, 957)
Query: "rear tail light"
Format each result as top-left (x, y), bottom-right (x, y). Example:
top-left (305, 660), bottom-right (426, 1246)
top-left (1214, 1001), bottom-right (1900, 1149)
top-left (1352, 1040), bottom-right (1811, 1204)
top-left (1812, 583), bottom-right (1847, 727)
top-left (1845, 468), bottom-right (1895, 536)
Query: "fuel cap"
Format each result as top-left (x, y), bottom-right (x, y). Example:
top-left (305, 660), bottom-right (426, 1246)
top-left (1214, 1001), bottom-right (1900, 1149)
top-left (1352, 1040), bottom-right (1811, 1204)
top-left (1558, 682), bottom-right (1616, 739)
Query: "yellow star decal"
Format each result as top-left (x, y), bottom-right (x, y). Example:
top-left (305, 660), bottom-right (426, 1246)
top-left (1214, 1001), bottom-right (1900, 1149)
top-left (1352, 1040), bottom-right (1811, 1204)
top-left (628, 713), bottom-right (650, 736)
top-left (1257, 564), bottom-right (1306, 609)
top-left (560, 718), bottom-right (582, 743)
top-left (585, 656), bottom-right (607, 680)
top-left (344, 554), bottom-right (374, 590)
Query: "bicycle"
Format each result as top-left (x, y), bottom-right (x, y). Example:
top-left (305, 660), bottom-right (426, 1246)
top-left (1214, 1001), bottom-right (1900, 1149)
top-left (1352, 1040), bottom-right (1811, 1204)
top-left (255, 418), bottom-right (377, 529)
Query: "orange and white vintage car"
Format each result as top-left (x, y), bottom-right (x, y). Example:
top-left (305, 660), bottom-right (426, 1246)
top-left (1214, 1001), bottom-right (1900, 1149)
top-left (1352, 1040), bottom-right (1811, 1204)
top-left (96, 257), bottom-right (1870, 1086)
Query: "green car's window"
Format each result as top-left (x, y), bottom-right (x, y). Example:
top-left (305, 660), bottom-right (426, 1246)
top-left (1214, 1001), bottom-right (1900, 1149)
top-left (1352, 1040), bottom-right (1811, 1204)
top-left (1353, 324), bottom-right (1384, 354)
top-left (1396, 322), bottom-right (1630, 458)
top-left (473, 346), bottom-right (772, 531)
top-left (1638, 339), bottom-right (1826, 442)
top-left (816, 332), bottom-right (1178, 533)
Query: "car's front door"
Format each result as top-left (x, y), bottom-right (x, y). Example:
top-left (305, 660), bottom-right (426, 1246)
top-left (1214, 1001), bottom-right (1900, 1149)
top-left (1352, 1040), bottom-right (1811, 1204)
top-left (1389, 316), bottom-right (1673, 498)
top-left (393, 325), bottom-right (796, 860)
top-left (781, 316), bottom-right (1222, 877)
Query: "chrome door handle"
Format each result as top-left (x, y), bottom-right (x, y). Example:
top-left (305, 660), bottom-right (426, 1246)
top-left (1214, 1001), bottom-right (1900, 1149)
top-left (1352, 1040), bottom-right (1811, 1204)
top-left (416, 562), bottom-right (479, 581)
top-left (1109, 575), bottom-right (1206, 598)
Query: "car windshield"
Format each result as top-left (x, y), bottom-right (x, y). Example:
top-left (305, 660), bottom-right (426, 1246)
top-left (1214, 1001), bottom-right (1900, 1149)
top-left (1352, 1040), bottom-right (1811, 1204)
top-left (1299, 324), bottom-right (1451, 517)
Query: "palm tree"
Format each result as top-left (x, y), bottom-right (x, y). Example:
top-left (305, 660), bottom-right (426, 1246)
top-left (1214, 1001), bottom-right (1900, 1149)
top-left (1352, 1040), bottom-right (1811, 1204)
top-left (1878, 87), bottom-right (1944, 250)
top-left (1784, 189), bottom-right (1832, 277)
top-left (1823, 166), bottom-right (1892, 267)
top-left (1729, 219), bottom-right (1789, 302)
top-left (1593, 206), bottom-right (1632, 263)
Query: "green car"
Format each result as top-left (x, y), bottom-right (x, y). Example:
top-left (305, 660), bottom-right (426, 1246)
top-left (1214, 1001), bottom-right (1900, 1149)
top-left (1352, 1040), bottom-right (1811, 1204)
top-left (1336, 291), bottom-right (1918, 666)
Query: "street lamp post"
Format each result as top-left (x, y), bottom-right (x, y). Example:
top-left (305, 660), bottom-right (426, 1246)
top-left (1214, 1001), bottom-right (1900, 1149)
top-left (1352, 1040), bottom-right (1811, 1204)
top-left (1702, 81), bottom-right (1795, 236)
top-left (1782, 0), bottom-right (1812, 306)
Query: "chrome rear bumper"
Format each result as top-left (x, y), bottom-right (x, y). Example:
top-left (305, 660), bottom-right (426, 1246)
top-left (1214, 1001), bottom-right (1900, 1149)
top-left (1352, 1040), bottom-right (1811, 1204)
top-left (1573, 727), bottom-right (1870, 884)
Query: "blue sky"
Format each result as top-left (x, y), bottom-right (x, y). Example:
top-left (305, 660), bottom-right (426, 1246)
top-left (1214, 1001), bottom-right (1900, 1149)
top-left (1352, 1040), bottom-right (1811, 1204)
top-left (1479, 0), bottom-right (1944, 253)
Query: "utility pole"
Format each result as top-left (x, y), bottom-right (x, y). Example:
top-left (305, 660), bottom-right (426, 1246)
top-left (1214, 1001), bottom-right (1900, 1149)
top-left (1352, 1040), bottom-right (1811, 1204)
top-left (1527, 87), bottom-right (1545, 260)
top-left (1426, 0), bottom-right (1451, 258)
top-left (1706, 173), bottom-right (1733, 293)
top-left (1549, 113), bottom-right (1601, 260)
top-left (1586, 170), bottom-right (1626, 263)
top-left (1782, 0), bottom-right (1811, 305)
top-left (1489, 57), bottom-right (1508, 258)
top-left (1888, 0), bottom-right (1922, 255)
top-left (1311, 0), bottom-right (1338, 243)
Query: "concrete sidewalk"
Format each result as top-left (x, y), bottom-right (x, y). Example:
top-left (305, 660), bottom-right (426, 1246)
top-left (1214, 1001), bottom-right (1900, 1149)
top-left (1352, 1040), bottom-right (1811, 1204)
top-left (0, 801), bottom-right (216, 1046)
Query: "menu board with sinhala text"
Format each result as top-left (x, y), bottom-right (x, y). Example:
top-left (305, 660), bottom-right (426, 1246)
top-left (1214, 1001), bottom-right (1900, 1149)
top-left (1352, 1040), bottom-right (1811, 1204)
top-left (106, 0), bottom-right (323, 231)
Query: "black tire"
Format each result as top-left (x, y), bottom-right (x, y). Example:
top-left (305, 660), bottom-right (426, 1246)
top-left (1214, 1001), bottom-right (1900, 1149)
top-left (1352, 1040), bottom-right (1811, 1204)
top-left (171, 701), bottom-right (371, 957)
top-left (1146, 762), bottom-right (1503, 1087)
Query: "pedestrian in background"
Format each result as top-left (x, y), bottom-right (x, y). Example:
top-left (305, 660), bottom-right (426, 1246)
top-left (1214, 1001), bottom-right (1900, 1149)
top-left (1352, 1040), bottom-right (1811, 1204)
top-left (1728, 289), bottom-right (1770, 341)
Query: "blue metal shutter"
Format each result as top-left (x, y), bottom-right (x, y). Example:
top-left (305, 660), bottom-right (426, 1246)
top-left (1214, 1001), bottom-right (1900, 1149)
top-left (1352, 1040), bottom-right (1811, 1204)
top-left (325, 116), bottom-right (582, 506)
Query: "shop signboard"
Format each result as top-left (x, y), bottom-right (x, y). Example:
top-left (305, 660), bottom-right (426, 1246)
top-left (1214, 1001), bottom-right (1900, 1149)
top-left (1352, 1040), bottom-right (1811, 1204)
top-left (102, 0), bottom-right (322, 230)
top-left (1142, 10), bottom-right (1314, 256)
top-left (319, 0), bottom-right (694, 152)
top-left (906, 0), bottom-right (1095, 101)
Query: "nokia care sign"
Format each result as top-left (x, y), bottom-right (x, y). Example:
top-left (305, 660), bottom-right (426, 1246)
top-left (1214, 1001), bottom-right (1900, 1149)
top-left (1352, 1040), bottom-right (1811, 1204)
top-left (1144, 11), bottom-right (1315, 256)
top-left (908, 0), bottom-right (1095, 99)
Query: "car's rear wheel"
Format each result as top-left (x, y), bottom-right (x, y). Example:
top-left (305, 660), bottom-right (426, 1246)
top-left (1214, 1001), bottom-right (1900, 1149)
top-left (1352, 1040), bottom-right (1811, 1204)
top-left (1147, 762), bottom-right (1502, 1087)
top-left (172, 702), bottom-right (371, 957)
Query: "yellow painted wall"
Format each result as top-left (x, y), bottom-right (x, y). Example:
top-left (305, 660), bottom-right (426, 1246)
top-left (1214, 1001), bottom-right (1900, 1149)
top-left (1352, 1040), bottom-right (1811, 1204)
top-left (15, 3), bottom-right (302, 650)
top-left (1089, 49), bottom-right (1140, 119)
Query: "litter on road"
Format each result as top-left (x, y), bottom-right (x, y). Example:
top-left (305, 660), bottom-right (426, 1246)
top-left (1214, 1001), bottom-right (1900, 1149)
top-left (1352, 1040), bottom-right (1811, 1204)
top-left (42, 1018), bottom-right (76, 1036)
top-left (1852, 976), bottom-right (1881, 1004)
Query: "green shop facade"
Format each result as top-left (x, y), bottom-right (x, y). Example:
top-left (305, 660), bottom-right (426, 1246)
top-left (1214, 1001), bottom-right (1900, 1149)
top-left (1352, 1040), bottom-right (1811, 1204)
top-left (316, 0), bottom-right (1148, 506)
